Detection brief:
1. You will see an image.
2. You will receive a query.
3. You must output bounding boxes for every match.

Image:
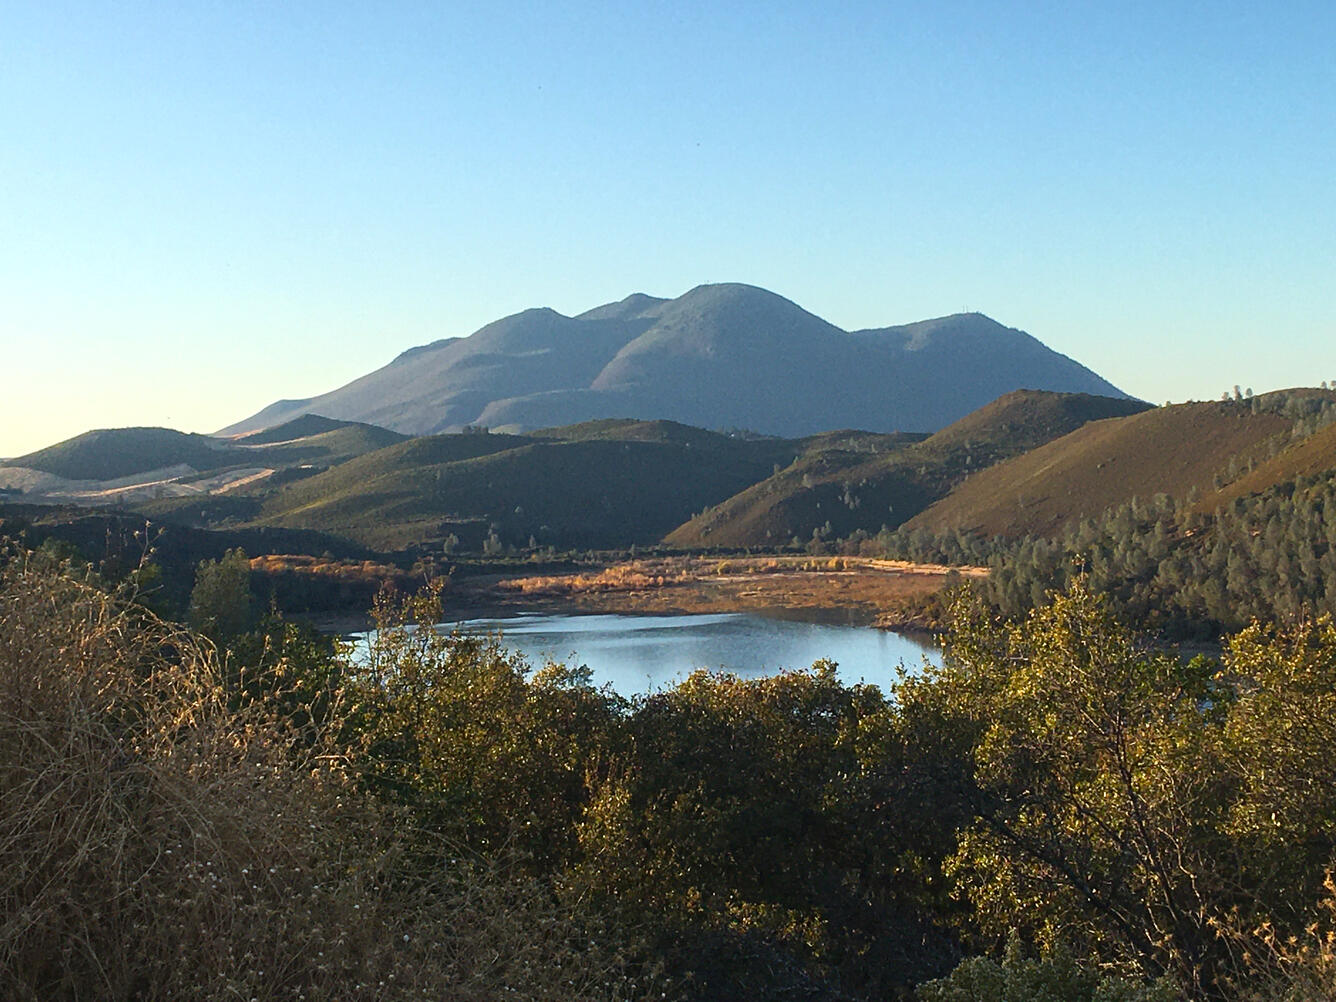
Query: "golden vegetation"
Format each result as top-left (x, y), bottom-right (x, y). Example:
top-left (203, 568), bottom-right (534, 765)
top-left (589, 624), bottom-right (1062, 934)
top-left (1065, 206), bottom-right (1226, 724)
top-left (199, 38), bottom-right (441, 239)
top-left (248, 551), bottom-right (410, 584)
top-left (482, 554), bottom-right (981, 623)
top-left (0, 551), bottom-right (648, 1002)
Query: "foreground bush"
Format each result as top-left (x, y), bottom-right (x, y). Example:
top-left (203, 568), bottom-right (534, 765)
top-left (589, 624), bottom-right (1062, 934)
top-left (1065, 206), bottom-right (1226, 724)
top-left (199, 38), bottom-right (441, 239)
top-left (906, 582), bottom-right (1336, 998)
top-left (918, 934), bottom-right (1175, 1002)
top-left (0, 551), bottom-right (649, 1001)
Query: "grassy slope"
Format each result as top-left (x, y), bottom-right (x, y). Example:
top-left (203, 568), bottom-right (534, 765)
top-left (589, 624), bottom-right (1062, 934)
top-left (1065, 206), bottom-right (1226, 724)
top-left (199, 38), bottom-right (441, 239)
top-left (906, 400), bottom-right (1293, 538)
top-left (665, 391), bottom-right (1150, 547)
top-left (1200, 418), bottom-right (1336, 510)
top-left (253, 426), bottom-right (789, 550)
top-left (126, 423), bottom-right (414, 529)
top-left (13, 428), bottom-right (234, 480)
top-left (13, 420), bottom-right (408, 486)
top-left (231, 413), bottom-right (373, 444)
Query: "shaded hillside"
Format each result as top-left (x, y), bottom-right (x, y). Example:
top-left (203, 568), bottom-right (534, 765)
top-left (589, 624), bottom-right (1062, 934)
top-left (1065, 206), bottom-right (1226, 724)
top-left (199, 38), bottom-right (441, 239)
top-left (906, 400), bottom-right (1294, 538)
top-left (221, 283), bottom-right (1131, 438)
top-left (231, 413), bottom-right (397, 445)
top-left (253, 424), bottom-right (791, 551)
top-left (232, 420), bottom-right (409, 467)
top-left (666, 391), bottom-right (1149, 547)
top-left (13, 428), bottom-right (234, 481)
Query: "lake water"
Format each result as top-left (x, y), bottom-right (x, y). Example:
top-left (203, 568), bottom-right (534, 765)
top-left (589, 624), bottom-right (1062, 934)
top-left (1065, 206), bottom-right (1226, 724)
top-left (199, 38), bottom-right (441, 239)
top-left (407, 611), bottom-right (937, 695)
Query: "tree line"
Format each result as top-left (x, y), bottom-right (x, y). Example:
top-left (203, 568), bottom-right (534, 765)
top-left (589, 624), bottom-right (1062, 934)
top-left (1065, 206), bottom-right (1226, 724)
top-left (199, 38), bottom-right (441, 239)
top-left (864, 467), bottom-right (1336, 641)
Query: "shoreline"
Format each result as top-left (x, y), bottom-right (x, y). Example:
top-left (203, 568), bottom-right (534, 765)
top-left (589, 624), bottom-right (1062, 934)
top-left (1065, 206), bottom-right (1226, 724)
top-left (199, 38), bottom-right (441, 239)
top-left (301, 555), bottom-right (978, 638)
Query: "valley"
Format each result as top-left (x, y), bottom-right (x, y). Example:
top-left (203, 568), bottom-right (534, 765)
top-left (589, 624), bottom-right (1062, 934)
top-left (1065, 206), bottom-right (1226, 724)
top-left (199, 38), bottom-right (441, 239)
top-left (6, 378), bottom-right (1335, 642)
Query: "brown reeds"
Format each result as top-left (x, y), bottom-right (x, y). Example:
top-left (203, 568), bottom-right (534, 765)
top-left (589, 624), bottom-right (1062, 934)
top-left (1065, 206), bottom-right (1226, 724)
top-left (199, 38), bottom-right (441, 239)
top-left (0, 550), bottom-right (649, 1001)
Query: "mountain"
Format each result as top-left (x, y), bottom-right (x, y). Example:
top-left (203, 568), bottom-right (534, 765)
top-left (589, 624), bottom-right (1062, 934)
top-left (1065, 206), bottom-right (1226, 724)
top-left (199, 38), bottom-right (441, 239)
top-left (220, 284), bottom-right (1132, 438)
top-left (1204, 418), bottom-right (1336, 509)
top-left (233, 413), bottom-right (381, 445)
top-left (664, 391), bottom-right (1151, 547)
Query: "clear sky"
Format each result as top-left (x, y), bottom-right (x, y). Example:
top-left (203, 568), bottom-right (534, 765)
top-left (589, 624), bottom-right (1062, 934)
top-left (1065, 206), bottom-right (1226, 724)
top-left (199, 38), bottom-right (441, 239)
top-left (3, 0), bottom-right (1334, 457)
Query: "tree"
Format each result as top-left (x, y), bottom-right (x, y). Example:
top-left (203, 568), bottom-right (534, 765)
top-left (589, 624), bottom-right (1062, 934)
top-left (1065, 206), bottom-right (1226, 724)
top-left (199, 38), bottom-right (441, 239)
top-left (188, 548), bottom-right (253, 642)
top-left (925, 582), bottom-right (1235, 992)
top-left (576, 664), bottom-right (963, 997)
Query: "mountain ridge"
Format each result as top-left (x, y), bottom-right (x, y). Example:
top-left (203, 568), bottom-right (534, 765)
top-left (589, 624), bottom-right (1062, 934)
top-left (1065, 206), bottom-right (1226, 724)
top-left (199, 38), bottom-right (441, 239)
top-left (219, 283), bottom-right (1132, 438)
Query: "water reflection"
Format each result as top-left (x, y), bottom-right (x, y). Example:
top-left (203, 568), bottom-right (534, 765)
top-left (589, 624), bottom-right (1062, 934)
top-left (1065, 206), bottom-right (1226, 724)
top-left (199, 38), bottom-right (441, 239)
top-left (427, 611), bottom-right (937, 695)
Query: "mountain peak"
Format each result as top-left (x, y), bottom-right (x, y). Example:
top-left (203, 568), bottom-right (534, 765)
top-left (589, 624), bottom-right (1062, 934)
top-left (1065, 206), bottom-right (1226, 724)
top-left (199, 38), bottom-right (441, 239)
top-left (576, 292), bottom-right (668, 321)
top-left (221, 284), bottom-right (1130, 438)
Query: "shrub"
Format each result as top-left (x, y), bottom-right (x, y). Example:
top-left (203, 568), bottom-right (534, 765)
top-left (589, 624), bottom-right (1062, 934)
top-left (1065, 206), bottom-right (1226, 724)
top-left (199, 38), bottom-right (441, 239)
top-left (918, 934), bottom-right (1177, 1002)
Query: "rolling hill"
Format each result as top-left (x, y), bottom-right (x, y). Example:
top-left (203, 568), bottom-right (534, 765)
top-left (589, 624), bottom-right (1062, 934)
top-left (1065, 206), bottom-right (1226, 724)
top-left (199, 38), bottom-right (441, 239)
top-left (251, 420), bottom-right (799, 551)
top-left (1197, 405), bottom-right (1336, 510)
top-left (12, 428), bottom-right (237, 481)
top-left (220, 283), bottom-right (1132, 439)
top-left (1, 416), bottom-right (408, 511)
top-left (904, 399), bottom-right (1298, 538)
top-left (664, 391), bottom-right (1151, 547)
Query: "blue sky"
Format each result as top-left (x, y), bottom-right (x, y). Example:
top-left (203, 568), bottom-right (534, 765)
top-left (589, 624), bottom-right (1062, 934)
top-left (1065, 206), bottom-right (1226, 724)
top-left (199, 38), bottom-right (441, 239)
top-left (3, 0), bottom-right (1333, 456)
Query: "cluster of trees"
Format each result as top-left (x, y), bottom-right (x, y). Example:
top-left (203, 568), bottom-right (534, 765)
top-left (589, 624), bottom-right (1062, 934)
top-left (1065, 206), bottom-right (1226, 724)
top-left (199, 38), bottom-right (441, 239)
top-left (8, 544), bottom-right (1336, 1000)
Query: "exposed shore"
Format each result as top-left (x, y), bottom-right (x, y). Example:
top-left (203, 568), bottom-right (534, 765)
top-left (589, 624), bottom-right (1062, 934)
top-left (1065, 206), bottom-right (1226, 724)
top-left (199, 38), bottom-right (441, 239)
top-left (302, 555), bottom-right (984, 635)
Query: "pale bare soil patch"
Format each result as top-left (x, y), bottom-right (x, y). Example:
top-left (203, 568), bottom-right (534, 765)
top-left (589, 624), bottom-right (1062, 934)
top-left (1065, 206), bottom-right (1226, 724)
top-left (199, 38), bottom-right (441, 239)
top-left (0, 463), bottom-right (276, 505)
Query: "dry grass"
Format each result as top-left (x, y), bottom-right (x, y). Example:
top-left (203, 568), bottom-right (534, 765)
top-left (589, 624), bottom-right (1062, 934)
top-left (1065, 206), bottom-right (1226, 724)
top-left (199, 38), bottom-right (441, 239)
top-left (0, 550), bottom-right (652, 1001)
top-left (249, 552), bottom-right (413, 584)
top-left (481, 555), bottom-right (980, 623)
top-left (908, 400), bottom-right (1293, 538)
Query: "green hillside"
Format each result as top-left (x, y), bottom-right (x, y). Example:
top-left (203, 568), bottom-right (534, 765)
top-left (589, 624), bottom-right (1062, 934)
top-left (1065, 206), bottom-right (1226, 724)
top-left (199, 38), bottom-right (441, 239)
top-left (234, 422), bottom-right (409, 467)
top-left (232, 413), bottom-right (368, 444)
top-left (254, 427), bottom-right (786, 550)
top-left (906, 399), bottom-right (1294, 538)
top-left (665, 391), bottom-right (1149, 548)
top-left (11, 417), bottom-right (408, 488)
top-left (13, 428), bottom-right (235, 481)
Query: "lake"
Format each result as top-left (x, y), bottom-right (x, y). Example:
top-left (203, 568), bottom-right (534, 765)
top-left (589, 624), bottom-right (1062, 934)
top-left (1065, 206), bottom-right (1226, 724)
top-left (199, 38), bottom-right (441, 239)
top-left (383, 611), bottom-right (937, 695)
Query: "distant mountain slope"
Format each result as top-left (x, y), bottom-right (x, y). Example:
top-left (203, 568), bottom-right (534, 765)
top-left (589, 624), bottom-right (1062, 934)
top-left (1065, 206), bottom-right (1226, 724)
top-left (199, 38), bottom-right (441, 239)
top-left (664, 391), bottom-right (1150, 547)
top-left (906, 400), bottom-right (1294, 538)
top-left (233, 414), bottom-right (384, 445)
top-left (13, 428), bottom-right (234, 481)
top-left (12, 417), bottom-right (408, 485)
top-left (4, 415), bottom-right (410, 515)
top-left (220, 283), bottom-right (1132, 438)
